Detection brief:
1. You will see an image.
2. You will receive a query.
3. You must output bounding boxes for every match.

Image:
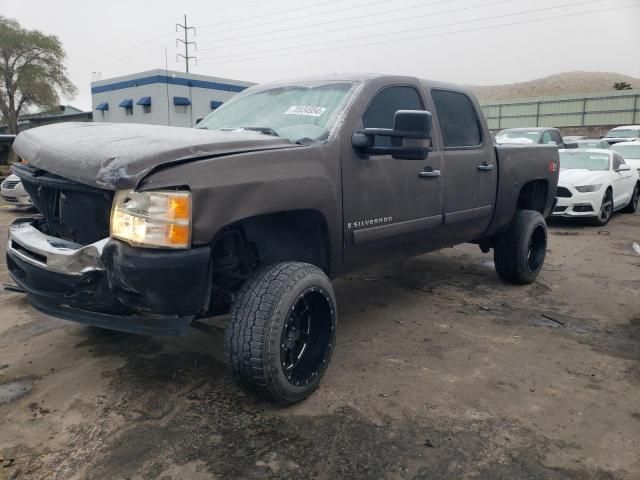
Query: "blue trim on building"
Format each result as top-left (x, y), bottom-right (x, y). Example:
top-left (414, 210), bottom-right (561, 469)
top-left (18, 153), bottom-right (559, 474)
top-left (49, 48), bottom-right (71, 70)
top-left (174, 96), bottom-right (191, 106)
top-left (136, 96), bottom-right (152, 106)
top-left (119, 99), bottom-right (133, 108)
top-left (95, 102), bottom-right (109, 111)
top-left (210, 100), bottom-right (223, 109)
top-left (91, 75), bottom-right (249, 94)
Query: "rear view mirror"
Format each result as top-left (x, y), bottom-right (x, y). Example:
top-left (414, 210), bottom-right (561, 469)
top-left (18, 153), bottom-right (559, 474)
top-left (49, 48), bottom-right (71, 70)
top-left (352, 110), bottom-right (433, 160)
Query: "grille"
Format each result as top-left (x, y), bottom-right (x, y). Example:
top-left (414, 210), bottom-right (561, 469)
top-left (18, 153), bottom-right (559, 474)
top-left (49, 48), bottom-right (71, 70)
top-left (2, 179), bottom-right (20, 189)
top-left (1, 195), bottom-right (18, 203)
top-left (16, 167), bottom-right (113, 245)
top-left (556, 187), bottom-right (572, 198)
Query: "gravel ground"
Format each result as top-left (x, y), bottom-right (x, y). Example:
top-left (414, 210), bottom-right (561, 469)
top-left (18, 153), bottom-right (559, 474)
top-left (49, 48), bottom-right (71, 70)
top-left (0, 205), bottom-right (639, 480)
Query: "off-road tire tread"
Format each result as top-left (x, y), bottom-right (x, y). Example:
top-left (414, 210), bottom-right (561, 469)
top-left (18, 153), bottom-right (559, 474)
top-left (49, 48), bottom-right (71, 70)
top-left (494, 209), bottom-right (546, 285)
top-left (224, 262), bottom-right (329, 403)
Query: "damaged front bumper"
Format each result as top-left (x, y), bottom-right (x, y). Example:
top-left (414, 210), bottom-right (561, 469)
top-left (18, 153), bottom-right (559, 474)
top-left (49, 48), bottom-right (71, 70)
top-left (6, 219), bottom-right (211, 336)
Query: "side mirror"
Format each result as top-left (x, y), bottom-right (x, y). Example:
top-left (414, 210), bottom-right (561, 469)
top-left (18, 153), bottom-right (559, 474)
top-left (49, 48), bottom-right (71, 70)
top-left (195, 117), bottom-right (204, 125)
top-left (352, 110), bottom-right (432, 160)
top-left (616, 164), bottom-right (631, 172)
top-left (564, 142), bottom-right (578, 149)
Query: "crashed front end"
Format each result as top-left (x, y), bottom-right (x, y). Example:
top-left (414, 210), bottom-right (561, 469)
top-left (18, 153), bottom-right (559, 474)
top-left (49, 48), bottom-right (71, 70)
top-left (6, 164), bottom-right (211, 336)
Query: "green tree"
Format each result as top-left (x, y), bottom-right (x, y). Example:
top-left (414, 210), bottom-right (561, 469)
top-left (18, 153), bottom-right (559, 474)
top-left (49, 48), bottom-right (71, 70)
top-left (0, 16), bottom-right (76, 134)
top-left (612, 81), bottom-right (632, 91)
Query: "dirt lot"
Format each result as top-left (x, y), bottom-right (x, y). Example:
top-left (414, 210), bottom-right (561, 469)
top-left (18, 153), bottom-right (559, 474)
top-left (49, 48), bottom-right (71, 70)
top-left (0, 205), bottom-right (639, 480)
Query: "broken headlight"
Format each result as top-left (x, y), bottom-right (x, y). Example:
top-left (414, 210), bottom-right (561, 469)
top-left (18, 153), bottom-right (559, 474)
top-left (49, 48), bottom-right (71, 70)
top-left (110, 190), bottom-right (191, 249)
top-left (575, 184), bottom-right (602, 193)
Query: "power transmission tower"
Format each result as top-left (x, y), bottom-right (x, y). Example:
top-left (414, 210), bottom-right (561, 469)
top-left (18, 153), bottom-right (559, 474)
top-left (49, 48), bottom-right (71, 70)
top-left (176, 14), bottom-right (197, 73)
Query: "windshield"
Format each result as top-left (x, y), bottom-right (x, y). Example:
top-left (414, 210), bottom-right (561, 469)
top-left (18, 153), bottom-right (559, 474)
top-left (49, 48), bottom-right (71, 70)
top-left (605, 129), bottom-right (640, 138)
top-left (611, 144), bottom-right (640, 159)
top-left (495, 130), bottom-right (540, 144)
top-left (559, 151), bottom-right (610, 171)
top-left (196, 82), bottom-right (357, 144)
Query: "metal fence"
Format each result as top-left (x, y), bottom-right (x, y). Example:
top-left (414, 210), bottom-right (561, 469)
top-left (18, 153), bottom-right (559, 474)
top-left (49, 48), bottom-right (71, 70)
top-left (480, 90), bottom-right (640, 130)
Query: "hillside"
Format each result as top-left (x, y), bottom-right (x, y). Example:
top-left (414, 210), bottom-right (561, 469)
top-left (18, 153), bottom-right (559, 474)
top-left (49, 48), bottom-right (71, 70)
top-left (470, 71), bottom-right (640, 102)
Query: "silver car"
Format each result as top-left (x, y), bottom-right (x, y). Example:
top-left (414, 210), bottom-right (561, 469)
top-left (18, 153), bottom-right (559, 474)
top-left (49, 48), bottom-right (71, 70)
top-left (1, 173), bottom-right (32, 207)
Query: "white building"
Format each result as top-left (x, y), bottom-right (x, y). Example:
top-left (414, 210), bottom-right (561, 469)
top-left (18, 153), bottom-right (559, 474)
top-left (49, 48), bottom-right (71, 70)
top-left (91, 69), bottom-right (255, 128)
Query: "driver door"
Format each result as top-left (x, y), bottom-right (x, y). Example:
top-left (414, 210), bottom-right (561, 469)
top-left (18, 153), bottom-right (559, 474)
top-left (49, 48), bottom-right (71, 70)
top-left (341, 82), bottom-right (444, 270)
top-left (612, 154), bottom-right (634, 207)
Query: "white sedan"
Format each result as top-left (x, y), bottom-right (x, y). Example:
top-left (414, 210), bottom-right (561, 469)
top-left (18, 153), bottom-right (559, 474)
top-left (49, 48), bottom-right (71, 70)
top-left (1, 173), bottom-right (32, 207)
top-left (552, 149), bottom-right (640, 226)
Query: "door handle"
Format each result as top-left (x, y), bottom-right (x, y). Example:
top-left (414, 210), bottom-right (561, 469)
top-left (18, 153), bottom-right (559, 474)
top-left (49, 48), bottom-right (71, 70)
top-left (419, 168), bottom-right (441, 178)
top-left (477, 163), bottom-right (494, 171)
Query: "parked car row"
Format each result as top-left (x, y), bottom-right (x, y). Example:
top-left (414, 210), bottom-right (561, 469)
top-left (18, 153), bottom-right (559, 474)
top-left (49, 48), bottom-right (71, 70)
top-left (493, 125), bottom-right (640, 226)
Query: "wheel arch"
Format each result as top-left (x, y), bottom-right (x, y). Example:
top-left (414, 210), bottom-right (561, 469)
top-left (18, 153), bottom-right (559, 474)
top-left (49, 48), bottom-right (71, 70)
top-left (516, 179), bottom-right (549, 214)
top-left (212, 209), bottom-right (332, 276)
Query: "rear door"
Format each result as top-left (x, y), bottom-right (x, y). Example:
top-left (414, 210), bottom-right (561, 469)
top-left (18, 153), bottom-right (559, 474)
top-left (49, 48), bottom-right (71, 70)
top-left (430, 89), bottom-right (497, 243)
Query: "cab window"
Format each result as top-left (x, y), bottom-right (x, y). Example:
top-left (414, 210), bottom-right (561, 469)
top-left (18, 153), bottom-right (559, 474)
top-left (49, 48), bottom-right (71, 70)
top-left (431, 89), bottom-right (482, 148)
top-left (362, 86), bottom-right (423, 147)
top-left (541, 131), bottom-right (552, 144)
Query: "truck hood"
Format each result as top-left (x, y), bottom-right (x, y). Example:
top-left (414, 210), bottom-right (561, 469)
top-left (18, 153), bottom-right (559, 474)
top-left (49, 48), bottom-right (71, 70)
top-left (559, 168), bottom-right (606, 186)
top-left (12, 122), bottom-right (299, 190)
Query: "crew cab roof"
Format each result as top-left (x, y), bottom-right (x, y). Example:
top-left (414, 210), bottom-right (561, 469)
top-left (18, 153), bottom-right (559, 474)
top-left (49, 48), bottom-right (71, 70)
top-left (245, 73), bottom-right (478, 98)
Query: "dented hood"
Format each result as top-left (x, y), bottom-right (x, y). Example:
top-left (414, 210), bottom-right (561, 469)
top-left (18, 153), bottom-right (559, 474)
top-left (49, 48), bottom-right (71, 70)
top-left (12, 122), bottom-right (298, 190)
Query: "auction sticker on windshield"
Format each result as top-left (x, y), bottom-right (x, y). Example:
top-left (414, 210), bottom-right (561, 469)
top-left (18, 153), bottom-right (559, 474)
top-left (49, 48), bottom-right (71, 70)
top-left (284, 106), bottom-right (327, 117)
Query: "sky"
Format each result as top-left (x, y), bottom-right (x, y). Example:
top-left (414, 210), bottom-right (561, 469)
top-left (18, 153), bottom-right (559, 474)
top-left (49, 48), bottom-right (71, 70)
top-left (3, 0), bottom-right (640, 110)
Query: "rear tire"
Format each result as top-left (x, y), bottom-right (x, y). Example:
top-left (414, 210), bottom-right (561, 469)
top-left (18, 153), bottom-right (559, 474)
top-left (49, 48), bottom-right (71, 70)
top-left (494, 209), bottom-right (547, 285)
top-left (224, 262), bottom-right (337, 404)
top-left (621, 183), bottom-right (639, 213)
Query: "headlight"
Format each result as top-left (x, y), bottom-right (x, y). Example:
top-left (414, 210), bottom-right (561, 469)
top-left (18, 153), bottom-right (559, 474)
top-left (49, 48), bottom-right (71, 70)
top-left (575, 184), bottom-right (602, 193)
top-left (110, 190), bottom-right (191, 248)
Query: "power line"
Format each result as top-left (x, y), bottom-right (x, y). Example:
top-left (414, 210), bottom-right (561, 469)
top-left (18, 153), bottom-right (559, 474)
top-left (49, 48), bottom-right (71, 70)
top-left (196, 0), bottom-right (512, 53)
top-left (185, 0), bottom-right (302, 19)
top-left (72, 31), bottom-right (176, 66)
top-left (196, 0), bottom-right (615, 62)
top-left (197, 0), bottom-right (367, 31)
top-left (196, 0), bottom-right (450, 48)
top-left (176, 14), bottom-right (197, 73)
top-left (195, 2), bottom-right (638, 67)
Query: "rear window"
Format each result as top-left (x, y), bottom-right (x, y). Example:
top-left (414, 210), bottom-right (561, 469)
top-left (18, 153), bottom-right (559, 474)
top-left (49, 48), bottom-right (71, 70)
top-left (611, 144), bottom-right (640, 159)
top-left (431, 89), bottom-right (482, 148)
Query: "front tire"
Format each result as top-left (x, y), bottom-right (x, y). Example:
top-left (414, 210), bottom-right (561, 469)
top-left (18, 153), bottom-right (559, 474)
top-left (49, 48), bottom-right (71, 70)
top-left (621, 183), bottom-right (639, 213)
top-left (224, 262), bottom-right (337, 404)
top-left (494, 209), bottom-right (547, 285)
top-left (591, 188), bottom-right (613, 226)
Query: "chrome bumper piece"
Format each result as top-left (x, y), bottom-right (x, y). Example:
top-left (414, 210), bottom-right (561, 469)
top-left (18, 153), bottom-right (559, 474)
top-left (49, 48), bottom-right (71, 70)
top-left (7, 220), bottom-right (108, 276)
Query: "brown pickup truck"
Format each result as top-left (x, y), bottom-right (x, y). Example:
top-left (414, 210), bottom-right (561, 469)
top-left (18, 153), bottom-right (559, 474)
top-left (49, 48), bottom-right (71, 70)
top-left (7, 74), bottom-right (559, 403)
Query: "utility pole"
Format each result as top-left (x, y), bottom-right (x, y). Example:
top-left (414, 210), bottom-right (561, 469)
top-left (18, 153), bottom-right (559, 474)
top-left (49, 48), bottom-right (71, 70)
top-left (176, 14), bottom-right (197, 73)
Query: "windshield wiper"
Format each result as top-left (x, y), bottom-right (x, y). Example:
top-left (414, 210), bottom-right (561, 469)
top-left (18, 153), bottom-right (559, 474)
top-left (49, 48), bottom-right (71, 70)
top-left (238, 126), bottom-right (280, 137)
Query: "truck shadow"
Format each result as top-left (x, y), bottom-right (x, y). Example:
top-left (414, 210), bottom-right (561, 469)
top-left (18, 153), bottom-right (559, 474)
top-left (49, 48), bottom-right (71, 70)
top-left (74, 249), bottom-right (503, 388)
